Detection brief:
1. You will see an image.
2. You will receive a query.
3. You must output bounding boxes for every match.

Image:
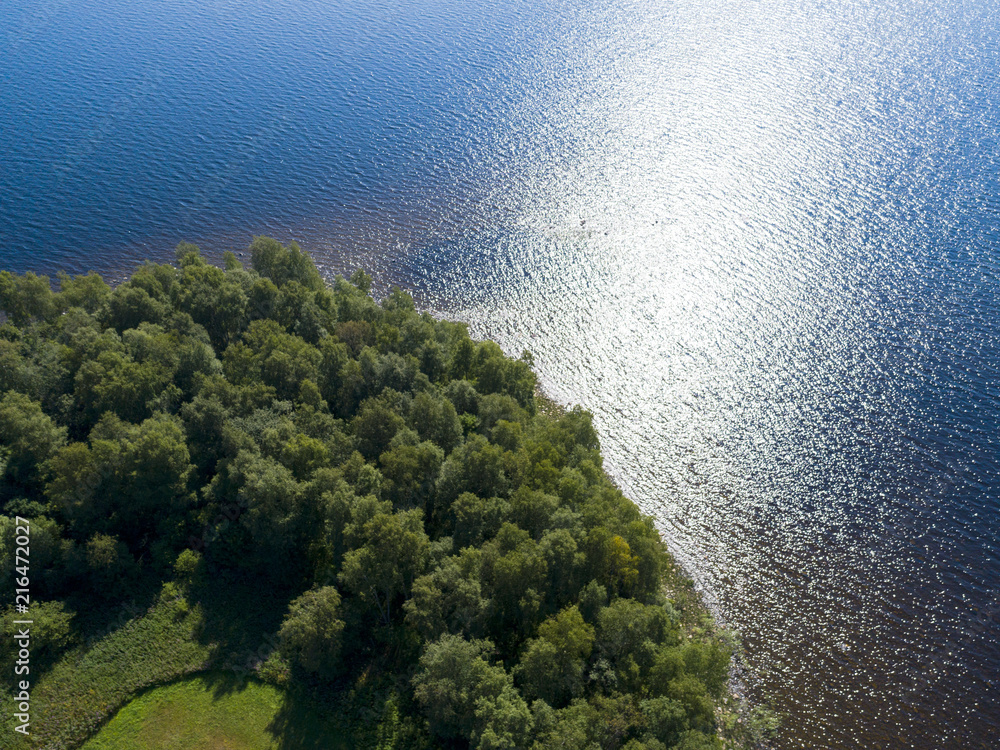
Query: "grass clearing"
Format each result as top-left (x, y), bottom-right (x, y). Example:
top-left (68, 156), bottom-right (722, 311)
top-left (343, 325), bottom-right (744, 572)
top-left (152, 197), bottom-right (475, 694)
top-left (0, 579), bottom-right (400, 750)
top-left (80, 674), bottom-right (345, 750)
top-left (0, 588), bottom-right (213, 750)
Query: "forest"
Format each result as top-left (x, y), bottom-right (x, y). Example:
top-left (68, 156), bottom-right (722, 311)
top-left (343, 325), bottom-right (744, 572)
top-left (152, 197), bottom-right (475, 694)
top-left (0, 239), bottom-right (735, 749)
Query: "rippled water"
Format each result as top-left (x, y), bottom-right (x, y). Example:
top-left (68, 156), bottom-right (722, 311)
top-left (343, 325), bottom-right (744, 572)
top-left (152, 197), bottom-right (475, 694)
top-left (3, 0), bottom-right (999, 746)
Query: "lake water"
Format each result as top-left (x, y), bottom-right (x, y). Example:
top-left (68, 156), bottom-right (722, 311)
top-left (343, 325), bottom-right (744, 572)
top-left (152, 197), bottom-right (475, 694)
top-left (3, 0), bottom-right (999, 746)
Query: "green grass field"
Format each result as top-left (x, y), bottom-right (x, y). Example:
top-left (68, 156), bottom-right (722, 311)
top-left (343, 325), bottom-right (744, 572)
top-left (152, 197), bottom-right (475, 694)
top-left (0, 582), bottom-right (414, 750)
top-left (0, 588), bottom-right (214, 750)
top-left (81, 674), bottom-right (345, 750)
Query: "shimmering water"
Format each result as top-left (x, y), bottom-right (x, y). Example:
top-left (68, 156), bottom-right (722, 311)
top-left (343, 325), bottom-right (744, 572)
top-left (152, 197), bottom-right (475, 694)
top-left (3, 0), bottom-right (999, 746)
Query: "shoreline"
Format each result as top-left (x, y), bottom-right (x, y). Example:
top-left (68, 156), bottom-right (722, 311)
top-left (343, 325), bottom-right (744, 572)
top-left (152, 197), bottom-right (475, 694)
top-left (532, 386), bottom-right (775, 749)
top-left (15, 252), bottom-right (775, 747)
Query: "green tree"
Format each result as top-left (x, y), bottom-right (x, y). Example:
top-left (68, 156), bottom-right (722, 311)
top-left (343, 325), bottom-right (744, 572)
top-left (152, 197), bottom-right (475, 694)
top-left (419, 340), bottom-right (447, 383)
top-left (411, 635), bottom-right (509, 741)
top-left (379, 439), bottom-right (444, 510)
top-left (472, 683), bottom-right (533, 750)
top-left (349, 269), bottom-right (372, 295)
top-left (249, 236), bottom-right (324, 291)
top-left (477, 394), bottom-right (526, 434)
top-left (48, 414), bottom-right (194, 549)
top-left (0, 271), bottom-right (56, 325)
top-left (479, 524), bottom-right (548, 643)
top-left (586, 527), bottom-right (641, 598)
top-left (639, 696), bottom-right (690, 747)
top-left (674, 731), bottom-right (723, 750)
top-left (56, 271), bottom-right (111, 313)
top-left (404, 549), bottom-right (488, 640)
top-left (595, 598), bottom-right (678, 693)
top-left (1, 600), bottom-right (75, 671)
top-left (451, 492), bottom-right (510, 549)
top-left (85, 532), bottom-right (137, 593)
top-left (179, 393), bottom-right (234, 479)
top-left (172, 244), bottom-right (249, 347)
top-left (73, 349), bottom-right (174, 425)
top-left (205, 449), bottom-right (310, 576)
top-left (276, 432), bottom-right (332, 480)
top-left (515, 606), bottom-right (594, 707)
top-left (449, 338), bottom-right (475, 380)
top-left (0, 391), bottom-right (67, 494)
top-left (530, 699), bottom-right (601, 750)
top-left (678, 639), bottom-right (731, 698)
top-left (336, 320), bottom-right (374, 357)
top-left (338, 451), bottom-right (384, 498)
top-left (472, 341), bottom-right (536, 411)
top-left (225, 319), bottom-right (322, 400)
top-left (352, 398), bottom-right (406, 460)
top-left (409, 391), bottom-right (462, 452)
top-left (538, 528), bottom-right (586, 609)
top-left (278, 586), bottom-right (346, 679)
top-left (436, 435), bottom-right (513, 507)
top-left (0, 514), bottom-right (68, 598)
top-left (103, 283), bottom-right (169, 332)
top-left (339, 501), bottom-right (429, 624)
top-left (444, 378), bottom-right (479, 415)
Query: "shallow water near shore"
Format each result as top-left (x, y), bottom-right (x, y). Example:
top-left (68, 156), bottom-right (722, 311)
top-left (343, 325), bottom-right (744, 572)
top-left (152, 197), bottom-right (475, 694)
top-left (3, 0), bottom-right (1000, 746)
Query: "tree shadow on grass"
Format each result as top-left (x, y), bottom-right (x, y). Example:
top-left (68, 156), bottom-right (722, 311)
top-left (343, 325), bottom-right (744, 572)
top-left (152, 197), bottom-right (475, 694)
top-left (187, 566), bottom-right (298, 696)
top-left (266, 688), bottom-right (352, 750)
top-left (193, 668), bottom-right (256, 700)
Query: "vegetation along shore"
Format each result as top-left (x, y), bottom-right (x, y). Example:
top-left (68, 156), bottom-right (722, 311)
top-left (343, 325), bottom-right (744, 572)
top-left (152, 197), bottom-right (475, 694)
top-left (0, 239), bottom-right (773, 749)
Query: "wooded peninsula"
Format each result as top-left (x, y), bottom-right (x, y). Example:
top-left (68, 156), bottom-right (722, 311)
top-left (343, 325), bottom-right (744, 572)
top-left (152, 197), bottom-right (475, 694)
top-left (0, 239), bottom-right (752, 749)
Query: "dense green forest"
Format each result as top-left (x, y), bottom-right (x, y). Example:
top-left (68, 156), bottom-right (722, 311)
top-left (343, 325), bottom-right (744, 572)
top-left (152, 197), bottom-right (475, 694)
top-left (0, 240), bottom-right (740, 749)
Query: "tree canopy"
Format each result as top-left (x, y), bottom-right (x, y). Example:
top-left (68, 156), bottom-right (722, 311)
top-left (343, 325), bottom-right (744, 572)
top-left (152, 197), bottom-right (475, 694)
top-left (0, 241), bottom-right (731, 750)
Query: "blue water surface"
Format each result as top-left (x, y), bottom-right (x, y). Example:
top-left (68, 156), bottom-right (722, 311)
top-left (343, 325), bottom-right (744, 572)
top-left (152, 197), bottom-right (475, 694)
top-left (2, 0), bottom-right (999, 746)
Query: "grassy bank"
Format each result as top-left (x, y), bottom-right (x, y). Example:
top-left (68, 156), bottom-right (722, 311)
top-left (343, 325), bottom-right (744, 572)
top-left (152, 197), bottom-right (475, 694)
top-left (80, 674), bottom-right (342, 750)
top-left (1, 589), bottom-right (212, 750)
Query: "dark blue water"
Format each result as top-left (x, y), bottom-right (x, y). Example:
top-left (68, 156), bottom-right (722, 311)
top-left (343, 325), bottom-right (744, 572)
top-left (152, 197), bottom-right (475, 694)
top-left (3, 0), bottom-right (999, 746)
